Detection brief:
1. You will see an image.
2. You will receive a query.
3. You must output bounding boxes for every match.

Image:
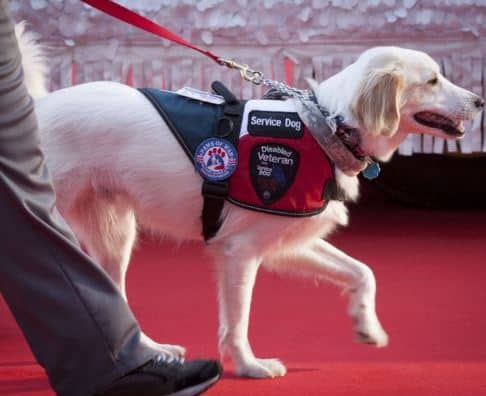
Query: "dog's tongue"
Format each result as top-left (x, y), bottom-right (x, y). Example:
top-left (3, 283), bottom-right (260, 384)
top-left (295, 100), bottom-right (367, 176)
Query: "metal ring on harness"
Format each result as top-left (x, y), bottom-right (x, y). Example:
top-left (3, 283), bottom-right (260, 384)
top-left (216, 117), bottom-right (234, 138)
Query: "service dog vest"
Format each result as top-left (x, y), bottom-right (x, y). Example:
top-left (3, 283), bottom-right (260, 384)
top-left (139, 86), bottom-right (339, 226)
top-left (231, 99), bottom-right (336, 216)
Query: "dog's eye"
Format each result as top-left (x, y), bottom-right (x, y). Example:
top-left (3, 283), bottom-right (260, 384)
top-left (428, 76), bottom-right (438, 85)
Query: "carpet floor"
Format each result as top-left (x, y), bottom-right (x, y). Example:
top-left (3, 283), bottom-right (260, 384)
top-left (1, 206), bottom-right (486, 395)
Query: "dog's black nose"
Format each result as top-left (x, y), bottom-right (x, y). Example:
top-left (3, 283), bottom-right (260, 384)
top-left (474, 97), bottom-right (485, 109)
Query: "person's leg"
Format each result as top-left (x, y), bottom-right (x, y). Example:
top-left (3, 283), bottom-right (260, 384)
top-left (0, 2), bottom-right (156, 395)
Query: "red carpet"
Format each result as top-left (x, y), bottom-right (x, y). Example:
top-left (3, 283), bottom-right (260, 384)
top-left (1, 206), bottom-right (486, 395)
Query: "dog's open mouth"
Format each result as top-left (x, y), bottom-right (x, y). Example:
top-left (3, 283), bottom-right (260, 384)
top-left (414, 111), bottom-right (465, 137)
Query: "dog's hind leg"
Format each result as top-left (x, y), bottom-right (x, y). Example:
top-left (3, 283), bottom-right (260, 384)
top-left (67, 190), bottom-right (186, 360)
top-left (213, 247), bottom-right (287, 378)
top-left (263, 238), bottom-right (389, 347)
top-left (67, 191), bottom-right (136, 301)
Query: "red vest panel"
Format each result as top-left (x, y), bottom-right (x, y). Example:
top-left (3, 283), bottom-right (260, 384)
top-left (228, 100), bottom-right (335, 216)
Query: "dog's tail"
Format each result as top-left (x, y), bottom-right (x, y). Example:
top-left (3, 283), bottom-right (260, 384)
top-left (15, 21), bottom-right (48, 100)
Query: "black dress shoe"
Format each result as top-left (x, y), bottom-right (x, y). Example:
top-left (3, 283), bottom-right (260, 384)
top-left (95, 356), bottom-right (222, 396)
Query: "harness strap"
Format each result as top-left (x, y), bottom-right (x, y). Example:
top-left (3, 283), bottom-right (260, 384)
top-left (201, 181), bottom-right (229, 241)
top-left (201, 82), bottom-right (244, 241)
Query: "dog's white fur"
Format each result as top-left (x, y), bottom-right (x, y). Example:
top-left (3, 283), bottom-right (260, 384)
top-left (17, 26), bottom-right (483, 378)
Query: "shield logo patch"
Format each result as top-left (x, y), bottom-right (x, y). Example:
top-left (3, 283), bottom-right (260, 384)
top-left (250, 143), bottom-right (299, 205)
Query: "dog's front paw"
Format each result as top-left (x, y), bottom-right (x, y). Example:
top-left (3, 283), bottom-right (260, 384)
top-left (348, 287), bottom-right (389, 348)
top-left (235, 358), bottom-right (287, 378)
top-left (355, 324), bottom-right (389, 347)
top-left (351, 309), bottom-right (389, 348)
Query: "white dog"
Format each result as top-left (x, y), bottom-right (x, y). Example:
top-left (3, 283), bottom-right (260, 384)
top-left (18, 27), bottom-right (483, 378)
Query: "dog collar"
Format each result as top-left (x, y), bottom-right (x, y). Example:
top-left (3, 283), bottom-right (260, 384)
top-left (296, 97), bottom-right (380, 180)
top-left (332, 113), bottom-right (381, 180)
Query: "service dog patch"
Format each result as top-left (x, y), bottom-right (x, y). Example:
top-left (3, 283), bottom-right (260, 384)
top-left (248, 110), bottom-right (303, 139)
top-left (195, 138), bottom-right (238, 181)
top-left (250, 143), bottom-right (299, 205)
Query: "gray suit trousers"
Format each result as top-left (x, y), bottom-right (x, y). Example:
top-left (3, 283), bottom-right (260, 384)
top-left (0, 2), bottom-right (155, 395)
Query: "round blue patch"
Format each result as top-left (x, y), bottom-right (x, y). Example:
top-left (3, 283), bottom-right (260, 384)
top-left (195, 138), bottom-right (238, 181)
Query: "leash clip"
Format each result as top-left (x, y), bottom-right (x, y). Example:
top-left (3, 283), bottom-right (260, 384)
top-left (218, 58), bottom-right (263, 85)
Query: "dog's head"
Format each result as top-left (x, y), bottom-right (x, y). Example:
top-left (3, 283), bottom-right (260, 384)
top-left (312, 46), bottom-right (484, 163)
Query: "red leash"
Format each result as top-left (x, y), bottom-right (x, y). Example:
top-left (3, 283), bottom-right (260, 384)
top-left (81, 0), bottom-right (265, 82)
top-left (81, 0), bottom-right (221, 64)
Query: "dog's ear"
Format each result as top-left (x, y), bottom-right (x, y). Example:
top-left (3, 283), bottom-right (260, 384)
top-left (353, 66), bottom-right (404, 136)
